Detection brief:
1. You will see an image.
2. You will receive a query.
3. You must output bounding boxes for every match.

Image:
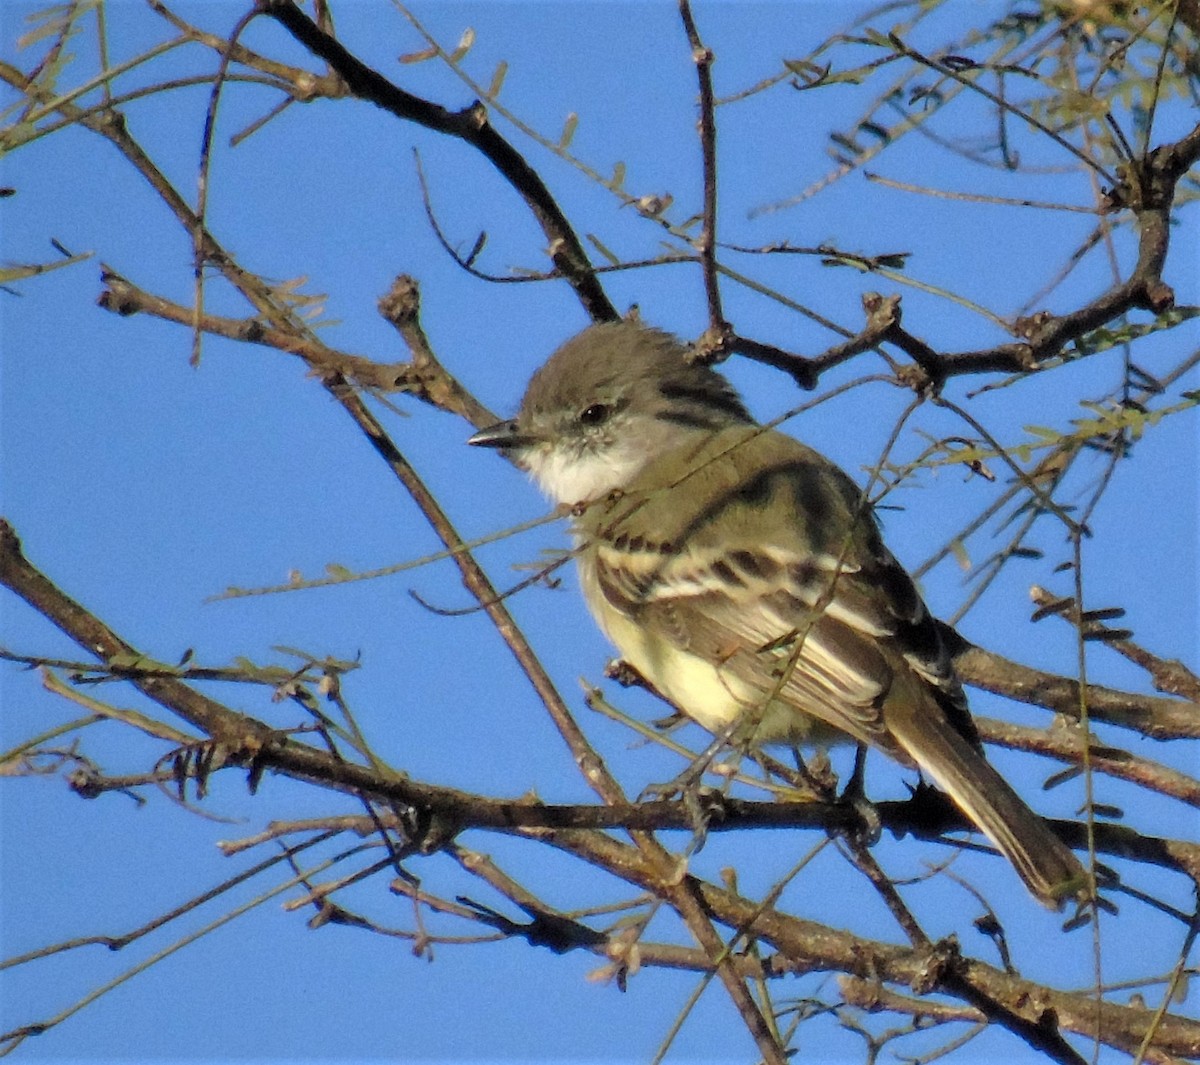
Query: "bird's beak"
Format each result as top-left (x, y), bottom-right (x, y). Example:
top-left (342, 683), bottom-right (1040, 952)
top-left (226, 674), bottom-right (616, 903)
top-left (467, 419), bottom-right (537, 450)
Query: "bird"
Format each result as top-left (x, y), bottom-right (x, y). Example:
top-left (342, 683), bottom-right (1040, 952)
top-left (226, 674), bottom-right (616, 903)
top-left (469, 318), bottom-right (1089, 908)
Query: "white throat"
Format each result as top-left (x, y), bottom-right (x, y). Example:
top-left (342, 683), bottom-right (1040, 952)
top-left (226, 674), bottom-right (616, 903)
top-left (521, 438), bottom-right (651, 506)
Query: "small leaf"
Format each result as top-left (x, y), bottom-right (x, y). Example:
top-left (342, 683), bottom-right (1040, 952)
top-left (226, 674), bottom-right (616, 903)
top-left (1091, 802), bottom-right (1124, 820)
top-left (18, 6), bottom-right (75, 51)
top-left (783, 58), bottom-right (823, 77)
top-left (108, 651), bottom-right (147, 671)
top-left (950, 539), bottom-right (971, 571)
top-left (398, 45), bottom-right (438, 64)
top-left (819, 64), bottom-right (874, 87)
top-left (830, 131), bottom-right (861, 155)
top-left (1023, 424), bottom-right (1061, 441)
top-left (1083, 627), bottom-right (1134, 642)
top-left (1061, 911), bottom-right (1092, 932)
top-left (449, 27), bottom-right (476, 63)
top-left (464, 231), bottom-right (487, 268)
top-left (609, 161), bottom-right (626, 191)
top-left (859, 121), bottom-right (891, 144)
top-left (1173, 973), bottom-right (1190, 1004)
top-left (1080, 606), bottom-right (1126, 622)
top-left (1043, 765), bottom-right (1083, 790)
top-left (586, 234), bottom-right (620, 266)
top-left (1031, 595), bottom-right (1074, 623)
top-left (558, 112), bottom-right (578, 150)
top-left (275, 275), bottom-right (309, 295)
top-left (1009, 546), bottom-right (1044, 560)
top-left (487, 60), bottom-right (508, 99)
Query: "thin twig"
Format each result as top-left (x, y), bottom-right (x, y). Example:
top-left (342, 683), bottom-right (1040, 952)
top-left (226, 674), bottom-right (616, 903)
top-left (678, 1), bottom-right (726, 336)
top-left (257, 0), bottom-right (616, 323)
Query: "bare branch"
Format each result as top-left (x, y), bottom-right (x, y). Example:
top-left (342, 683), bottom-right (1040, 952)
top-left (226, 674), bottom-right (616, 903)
top-left (256, 0), bottom-right (617, 323)
top-left (678, 1), bottom-right (726, 335)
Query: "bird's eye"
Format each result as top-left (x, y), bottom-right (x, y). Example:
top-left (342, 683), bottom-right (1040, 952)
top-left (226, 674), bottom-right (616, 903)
top-left (579, 403), bottom-right (611, 426)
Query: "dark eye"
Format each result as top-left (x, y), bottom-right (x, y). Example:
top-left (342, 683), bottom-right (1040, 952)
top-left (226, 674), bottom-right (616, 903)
top-left (579, 403), bottom-right (611, 426)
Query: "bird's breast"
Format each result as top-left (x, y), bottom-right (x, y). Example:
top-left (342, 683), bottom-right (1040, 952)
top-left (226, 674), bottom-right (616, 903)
top-left (576, 555), bottom-right (851, 747)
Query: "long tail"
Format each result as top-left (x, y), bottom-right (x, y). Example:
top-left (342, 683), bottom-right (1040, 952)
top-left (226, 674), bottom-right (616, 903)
top-left (885, 692), bottom-right (1089, 909)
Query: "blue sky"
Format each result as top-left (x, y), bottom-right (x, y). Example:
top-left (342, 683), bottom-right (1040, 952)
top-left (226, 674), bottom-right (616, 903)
top-left (2, 2), bottom-right (1198, 1061)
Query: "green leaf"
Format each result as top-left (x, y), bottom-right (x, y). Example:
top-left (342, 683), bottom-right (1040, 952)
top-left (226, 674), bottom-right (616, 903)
top-left (819, 64), bottom-right (873, 87)
top-left (1022, 424), bottom-right (1061, 441)
top-left (1067, 306), bottom-right (1200, 358)
top-left (783, 58), bottom-right (823, 77)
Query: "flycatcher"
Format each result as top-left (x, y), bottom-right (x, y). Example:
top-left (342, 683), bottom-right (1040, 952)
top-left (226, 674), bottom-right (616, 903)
top-left (469, 320), bottom-right (1088, 908)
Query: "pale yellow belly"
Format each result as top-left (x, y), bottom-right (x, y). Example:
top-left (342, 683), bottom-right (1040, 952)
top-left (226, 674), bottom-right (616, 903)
top-left (584, 571), bottom-right (850, 748)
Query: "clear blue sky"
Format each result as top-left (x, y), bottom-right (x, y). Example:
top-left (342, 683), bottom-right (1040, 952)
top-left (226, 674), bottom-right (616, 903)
top-left (2, 2), bottom-right (1197, 1061)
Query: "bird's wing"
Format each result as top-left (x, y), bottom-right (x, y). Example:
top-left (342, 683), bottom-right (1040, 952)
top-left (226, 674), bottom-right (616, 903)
top-left (584, 426), bottom-right (969, 751)
top-left (582, 426), bottom-right (1090, 907)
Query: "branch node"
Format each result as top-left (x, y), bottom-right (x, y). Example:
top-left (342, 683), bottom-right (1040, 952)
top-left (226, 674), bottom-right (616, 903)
top-left (910, 935), bottom-right (960, 995)
top-left (465, 99), bottom-right (488, 130)
top-left (689, 322), bottom-right (734, 366)
top-left (1143, 279), bottom-right (1175, 313)
top-left (862, 290), bottom-right (901, 333)
top-left (97, 271), bottom-right (141, 317)
top-left (378, 274), bottom-right (422, 327)
top-left (1012, 309), bottom-right (1054, 342)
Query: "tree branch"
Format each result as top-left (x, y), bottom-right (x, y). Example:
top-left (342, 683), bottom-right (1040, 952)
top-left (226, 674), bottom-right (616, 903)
top-left (256, 0), bottom-right (616, 324)
top-left (0, 521), bottom-right (265, 747)
top-left (948, 630), bottom-right (1200, 741)
top-left (678, 0), bottom-right (725, 335)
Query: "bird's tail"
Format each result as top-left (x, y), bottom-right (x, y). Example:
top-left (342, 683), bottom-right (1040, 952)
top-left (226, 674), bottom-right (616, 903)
top-left (885, 691), bottom-right (1090, 909)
